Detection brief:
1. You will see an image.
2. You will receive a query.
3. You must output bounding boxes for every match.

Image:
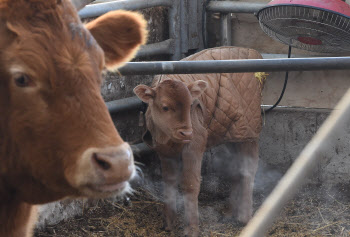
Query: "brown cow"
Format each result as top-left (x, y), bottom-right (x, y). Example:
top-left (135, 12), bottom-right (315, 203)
top-left (134, 47), bottom-right (263, 237)
top-left (0, 0), bottom-right (147, 236)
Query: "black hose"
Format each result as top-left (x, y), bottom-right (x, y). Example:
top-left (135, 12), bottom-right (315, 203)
top-left (263, 45), bottom-right (292, 113)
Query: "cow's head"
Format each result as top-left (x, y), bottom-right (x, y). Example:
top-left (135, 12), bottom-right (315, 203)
top-left (134, 79), bottom-right (207, 144)
top-left (0, 0), bottom-right (147, 203)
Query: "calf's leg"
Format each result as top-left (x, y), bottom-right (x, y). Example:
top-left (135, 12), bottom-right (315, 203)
top-left (181, 145), bottom-right (205, 237)
top-left (160, 155), bottom-right (181, 231)
top-left (225, 140), bottom-right (259, 224)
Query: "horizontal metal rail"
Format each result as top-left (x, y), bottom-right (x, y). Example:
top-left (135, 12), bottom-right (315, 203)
top-left (207, 1), bottom-right (266, 14)
top-left (107, 98), bottom-right (332, 115)
top-left (79, 0), bottom-right (173, 18)
top-left (136, 39), bottom-right (175, 58)
top-left (239, 88), bottom-right (350, 237)
top-left (118, 57), bottom-right (350, 75)
top-left (107, 96), bottom-right (143, 114)
top-left (131, 142), bottom-right (154, 158)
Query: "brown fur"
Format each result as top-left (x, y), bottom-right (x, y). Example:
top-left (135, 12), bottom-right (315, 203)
top-left (0, 0), bottom-right (147, 236)
top-left (135, 77), bottom-right (260, 237)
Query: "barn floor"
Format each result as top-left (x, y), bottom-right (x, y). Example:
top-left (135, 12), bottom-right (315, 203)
top-left (34, 177), bottom-right (350, 237)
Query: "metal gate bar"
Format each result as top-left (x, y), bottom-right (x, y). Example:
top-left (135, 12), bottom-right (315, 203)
top-left (79, 0), bottom-right (182, 59)
top-left (136, 39), bottom-right (175, 58)
top-left (78, 0), bottom-right (173, 18)
top-left (207, 1), bottom-right (266, 14)
top-left (118, 57), bottom-right (350, 75)
top-left (239, 88), bottom-right (350, 237)
top-left (107, 96), bottom-right (143, 114)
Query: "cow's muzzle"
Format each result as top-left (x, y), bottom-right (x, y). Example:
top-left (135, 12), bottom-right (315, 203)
top-left (72, 143), bottom-right (136, 197)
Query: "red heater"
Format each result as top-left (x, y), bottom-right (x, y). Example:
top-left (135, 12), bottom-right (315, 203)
top-left (257, 0), bottom-right (350, 53)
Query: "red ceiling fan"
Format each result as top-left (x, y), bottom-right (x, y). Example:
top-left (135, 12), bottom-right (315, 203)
top-left (257, 0), bottom-right (350, 53)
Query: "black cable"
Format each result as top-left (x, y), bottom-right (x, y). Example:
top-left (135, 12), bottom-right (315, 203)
top-left (263, 45), bottom-right (292, 113)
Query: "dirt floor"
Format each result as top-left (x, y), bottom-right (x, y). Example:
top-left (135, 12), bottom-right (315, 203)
top-left (34, 178), bottom-right (350, 237)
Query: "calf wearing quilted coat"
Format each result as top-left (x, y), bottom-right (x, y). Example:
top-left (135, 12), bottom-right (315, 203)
top-left (134, 47), bottom-right (264, 237)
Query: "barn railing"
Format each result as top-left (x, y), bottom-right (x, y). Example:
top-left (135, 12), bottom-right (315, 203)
top-left (206, 1), bottom-right (266, 46)
top-left (80, 2), bottom-right (350, 237)
top-left (118, 57), bottom-right (350, 75)
top-left (79, 1), bottom-right (268, 58)
top-left (107, 56), bottom-right (350, 114)
top-left (79, 0), bottom-right (205, 60)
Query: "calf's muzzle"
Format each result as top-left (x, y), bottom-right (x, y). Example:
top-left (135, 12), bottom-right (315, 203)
top-left (175, 129), bottom-right (193, 142)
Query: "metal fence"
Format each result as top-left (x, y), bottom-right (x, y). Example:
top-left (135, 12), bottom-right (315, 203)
top-left (79, 0), bottom-right (205, 60)
top-left (80, 1), bottom-right (350, 237)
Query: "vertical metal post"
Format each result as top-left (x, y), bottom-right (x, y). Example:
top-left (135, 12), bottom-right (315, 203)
top-left (169, 0), bottom-right (182, 60)
top-left (220, 13), bottom-right (232, 46)
top-left (188, 0), bottom-right (203, 51)
top-left (180, 0), bottom-right (189, 55)
top-left (202, 0), bottom-right (208, 49)
top-left (197, 0), bottom-right (205, 50)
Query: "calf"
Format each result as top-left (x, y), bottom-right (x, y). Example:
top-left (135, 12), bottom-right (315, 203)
top-left (0, 0), bottom-right (147, 236)
top-left (134, 47), bottom-right (263, 237)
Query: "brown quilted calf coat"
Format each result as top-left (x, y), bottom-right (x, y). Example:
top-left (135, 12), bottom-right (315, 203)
top-left (154, 46), bottom-right (264, 147)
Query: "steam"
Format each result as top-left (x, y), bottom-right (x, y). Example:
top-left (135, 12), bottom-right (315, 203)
top-left (36, 200), bottom-right (84, 229)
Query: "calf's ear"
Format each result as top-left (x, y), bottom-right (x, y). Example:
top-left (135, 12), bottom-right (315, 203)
top-left (134, 85), bottom-right (155, 103)
top-left (188, 80), bottom-right (208, 100)
top-left (86, 10), bottom-right (148, 70)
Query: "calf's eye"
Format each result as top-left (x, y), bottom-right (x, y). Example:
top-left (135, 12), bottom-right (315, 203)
top-left (162, 106), bottom-right (169, 112)
top-left (14, 75), bottom-right (31, 88)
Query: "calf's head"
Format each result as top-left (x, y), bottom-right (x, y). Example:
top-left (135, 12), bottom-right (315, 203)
top-left (134, 79), bottom-right (207, 144)
top-left (0, 0), bottom-right (147, 203)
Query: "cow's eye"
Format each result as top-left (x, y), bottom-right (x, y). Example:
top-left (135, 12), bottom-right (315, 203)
top-left (162, 106), bottom-right (169, 112)
top-left (14, 74), bottom-right (31, 87)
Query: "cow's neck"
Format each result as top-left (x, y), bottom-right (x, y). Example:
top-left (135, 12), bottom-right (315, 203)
top-left (0, 193), bottom-right (37, 237)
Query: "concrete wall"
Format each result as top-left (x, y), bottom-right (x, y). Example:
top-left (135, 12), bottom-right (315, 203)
top-left (259, 107), bottom-right (350, 187)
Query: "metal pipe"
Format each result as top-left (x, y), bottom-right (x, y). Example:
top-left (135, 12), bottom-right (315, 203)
top-left (72, 0), bottom-right (95, 11)
top-left (79, 0), bottom-right (173, 18)
top-left (107, 96), bottom-right (143, 114)
top-left (169, 0), bottom-right (182, 60)
top-left (220, 13), bottom-right (232, 46)
top-left (180, 0), bottom-right (188, 54)
top-left (118, 57), bottom-right (350, 75)
top-left (136, 39), bottom-right (175, 58)
top-left (207, 1), bottom-right (266, 14)
top-left (131, 143), bottom-right (154, 158)
top-left (239, 88), bottom-right (350, 237)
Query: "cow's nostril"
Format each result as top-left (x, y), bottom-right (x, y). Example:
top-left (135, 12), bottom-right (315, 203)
top-left (93, 153), bottom-right (111, 171)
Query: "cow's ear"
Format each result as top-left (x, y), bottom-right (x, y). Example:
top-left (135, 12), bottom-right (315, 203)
top-left (188, 80), bottom-right (208, 100)
top-left (86, 10), bottom-right (148, 70)
top-left (134, 85), bottom-right (155, 103)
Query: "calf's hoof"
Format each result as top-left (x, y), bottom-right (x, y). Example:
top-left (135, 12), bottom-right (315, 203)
top-left (219, 209), bottom-right (251, 227)
top-left (162, 217), bottom-right (176, 232)
top-left (235, 211), bottom-right (252, 225)
top-left (184, 225), bottom-right (200, 237)
top-left (236, 216), bottom-right (252, 225)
